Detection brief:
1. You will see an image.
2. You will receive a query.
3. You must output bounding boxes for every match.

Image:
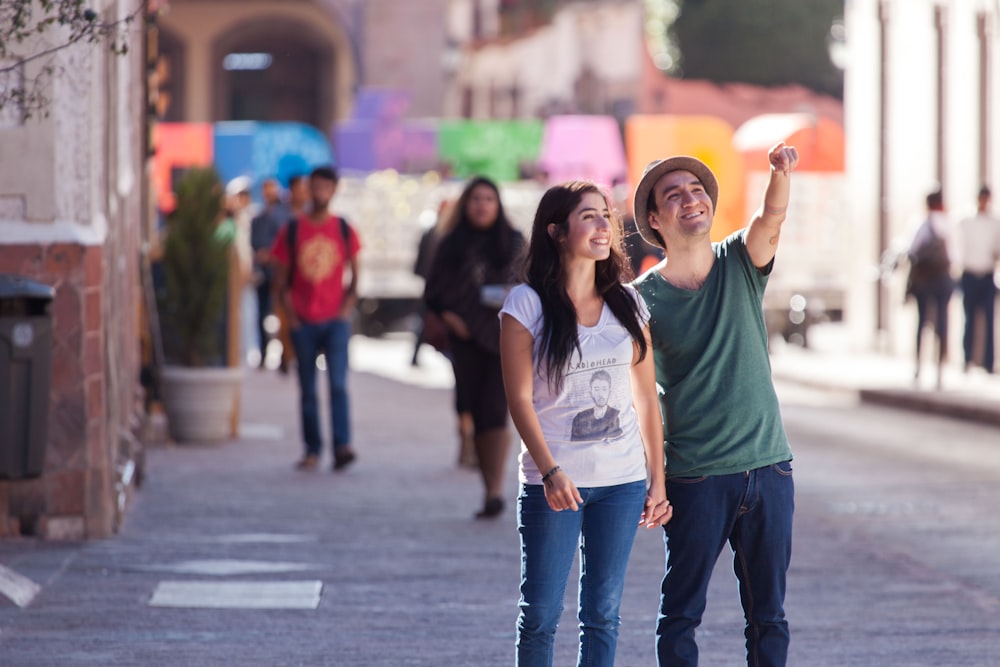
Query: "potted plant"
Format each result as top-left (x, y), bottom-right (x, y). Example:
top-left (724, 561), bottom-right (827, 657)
top-left (157, 167), bottom-right (243, 442)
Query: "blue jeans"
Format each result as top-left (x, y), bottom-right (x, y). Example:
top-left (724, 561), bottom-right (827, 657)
top-left (961, 272), bottom-right (996, 371)
top-left (656, 462), bottom-right (794, 667)
top-left (516, 480), bottom-right (647, 667)
top-left (290, 318), bottom-right (352, 456)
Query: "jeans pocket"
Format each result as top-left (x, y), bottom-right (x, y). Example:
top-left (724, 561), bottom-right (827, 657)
top-left (669, 476), bottom-right (707, 485)
top-left (771, 460), bottom-right (793, 476)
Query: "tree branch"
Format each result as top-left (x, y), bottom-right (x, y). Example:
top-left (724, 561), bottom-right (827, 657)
top-left (0, 0), bottom-right (150, 118)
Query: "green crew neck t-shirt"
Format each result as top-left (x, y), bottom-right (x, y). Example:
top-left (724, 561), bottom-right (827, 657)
top-left (634, 229), bottom-right (792, 478)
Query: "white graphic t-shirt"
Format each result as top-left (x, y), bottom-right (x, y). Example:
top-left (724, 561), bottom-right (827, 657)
top-left (500, 284), bottom-right (650, 487)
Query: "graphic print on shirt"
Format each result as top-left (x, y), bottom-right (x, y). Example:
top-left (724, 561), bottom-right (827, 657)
top-left (569, 364), bottom-right (625, 442)
top-left (298, 232), bottom-right (341, 284)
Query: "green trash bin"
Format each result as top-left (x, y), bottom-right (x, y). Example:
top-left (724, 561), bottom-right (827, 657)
top-left (0, 275), bottom-right (55, 479)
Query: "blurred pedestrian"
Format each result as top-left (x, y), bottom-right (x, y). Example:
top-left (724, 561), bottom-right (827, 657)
top-left (499, 180), bottom-right (670, 666)
top-left (906, 190), bottom-right (954, 388)
top-left (412, 199), bottom-right (477, 468)
top-left (224, 176), bottom-right (257, 365)
top-left (271, 166), bottom-right (361, 472)
top-left (287, 173), bottom-right (310, 217)
top-left (412, 200), bottom-right (453, 365)
top-left (250, 177), bottom-right (291, 369)
top-left (424, 176), bottom-right (525, 518)
top-left (274, 173), bottom-right (310, 373)
top-left (956, 185), bottom-right (1000, 374)
top-left (632, 144), bottom-right (799, 666)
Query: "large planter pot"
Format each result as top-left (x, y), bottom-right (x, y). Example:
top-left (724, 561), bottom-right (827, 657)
top-left (161, 365), bottom-right (244, 442)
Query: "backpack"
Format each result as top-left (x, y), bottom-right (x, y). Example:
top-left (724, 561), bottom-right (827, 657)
top-left (284, 215), bottom-right (352, 288)
top-left (906, 224), bottom-right (949, 294)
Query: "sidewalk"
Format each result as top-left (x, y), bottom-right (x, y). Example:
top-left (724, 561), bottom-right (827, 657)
top-left (1, 331), bottom-right (998, 666)
top-left (0, 336), bottom-right (668, 666)
top-left (769, 324), bottom-right (1000, 427)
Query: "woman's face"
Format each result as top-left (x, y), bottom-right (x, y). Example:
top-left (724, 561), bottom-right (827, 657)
top-left (466, 184), bottom-right (500, 230)
top-left (561, 191), bottom-right (613, 262)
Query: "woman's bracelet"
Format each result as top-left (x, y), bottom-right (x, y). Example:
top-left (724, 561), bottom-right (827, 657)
top-left (763, 203), bottom-right (787, 216)
top-left (541, 465), bottom-right (561, 484)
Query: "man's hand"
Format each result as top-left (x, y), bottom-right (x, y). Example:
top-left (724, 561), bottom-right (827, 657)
top-left (769, 142), bottom-right (799, 175)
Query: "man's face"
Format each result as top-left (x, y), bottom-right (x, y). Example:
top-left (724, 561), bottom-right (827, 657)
top-left (310, 176), bottom-right (337, 212)
top-left (648, 169), bottom-right (714, 241)
top-left (590, 379), bottom-right (610, 408)
top-left (261, 180), bottom-right (280, 205)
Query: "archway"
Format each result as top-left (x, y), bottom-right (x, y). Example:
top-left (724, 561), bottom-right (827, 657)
top-left (212, 18), bottom-right (335, 130)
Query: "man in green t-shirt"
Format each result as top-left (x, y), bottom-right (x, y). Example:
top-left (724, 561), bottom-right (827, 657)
top-left (632, 143), bottom-right (799, 667)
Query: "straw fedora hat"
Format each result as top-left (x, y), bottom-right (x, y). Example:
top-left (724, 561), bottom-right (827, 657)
top-left (632, 156), bottom-right (718, 248)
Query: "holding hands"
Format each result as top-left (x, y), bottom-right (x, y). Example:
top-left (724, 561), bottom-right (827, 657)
top-left (641, 490), bottom-right (673, 529)
top-left (544, 466), bottom-right (674, 528)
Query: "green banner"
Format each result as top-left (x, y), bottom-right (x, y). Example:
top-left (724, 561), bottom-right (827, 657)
top-left (438, 120), bottom-right (544, 182)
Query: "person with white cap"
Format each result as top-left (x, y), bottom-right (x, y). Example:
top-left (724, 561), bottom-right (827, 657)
top-left (631, 143), bottom-right (799, 667)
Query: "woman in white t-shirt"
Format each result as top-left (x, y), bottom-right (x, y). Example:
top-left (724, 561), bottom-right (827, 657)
top-left (500, 181), bottom-right (671, 666)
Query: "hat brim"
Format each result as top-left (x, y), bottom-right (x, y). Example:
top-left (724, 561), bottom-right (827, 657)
top-left (632, 156), bottom-right (719, 249)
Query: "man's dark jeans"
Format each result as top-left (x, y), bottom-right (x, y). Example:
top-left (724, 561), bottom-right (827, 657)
top-left (657, 462), bottom-right (794, 667)
top-left (961, 271), bottom-right (996, 372)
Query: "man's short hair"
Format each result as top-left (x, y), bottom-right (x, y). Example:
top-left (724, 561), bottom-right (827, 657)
top-left (979, 185), bottom-right (992, 199)
top-left (590, 369), bottom-right (612, 386)
top-left (310, 166), bottom-right (339, 183)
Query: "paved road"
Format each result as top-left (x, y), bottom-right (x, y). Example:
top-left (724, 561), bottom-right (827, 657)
top-left (0, 337), bottom-right (999, 665)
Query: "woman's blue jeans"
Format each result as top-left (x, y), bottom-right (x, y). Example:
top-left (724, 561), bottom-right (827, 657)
top-left (516, 479), bottom-right (647, 667)
top-left (290, 318), bottom-right (352, 455)
top-left (656, 461), bottom-right (794, 667)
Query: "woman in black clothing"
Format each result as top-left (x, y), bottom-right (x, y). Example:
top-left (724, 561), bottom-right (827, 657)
top-left (424, 176), bottom-right (526, 518)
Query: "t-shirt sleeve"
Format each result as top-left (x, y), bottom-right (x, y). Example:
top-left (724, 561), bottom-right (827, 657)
top-left (725, 229), bottom-right (769, 298)
top-left (499, 284), bottom-right (543, 336)
top-left (622, 284), bottom-right (650, 327)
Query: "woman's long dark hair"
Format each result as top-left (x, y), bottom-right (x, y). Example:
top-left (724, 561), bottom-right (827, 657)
top-left (525, 181), bottom-right (647, 390)
top-left (435, 176), bottom-right (520, 270)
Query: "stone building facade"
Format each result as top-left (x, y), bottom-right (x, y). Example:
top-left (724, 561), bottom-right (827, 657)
top-left (0, 0), bottom-right (146, 538)
top-left (156, 0), bottom-right (453, 128)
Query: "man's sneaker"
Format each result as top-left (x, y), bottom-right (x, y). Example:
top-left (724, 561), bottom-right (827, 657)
top-left (295, 454), bottom-right (319, 471)
top-left (332, 449), bottom-right (356, 471)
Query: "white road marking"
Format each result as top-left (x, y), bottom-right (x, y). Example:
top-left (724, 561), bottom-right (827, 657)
top-left (138, 559), bottom-right (323, 576)
top-left (0, 565), bottom-right (41, 608)
top-left (148, 580), bottom-right (323, 609)
top-left (206, 533), bottom-right (319, 544)
top-left (238, 423), bottom-right (284, 440)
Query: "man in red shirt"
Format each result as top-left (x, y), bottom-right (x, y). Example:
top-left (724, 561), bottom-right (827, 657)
top-left (271, 166), bottom-right (361, 471)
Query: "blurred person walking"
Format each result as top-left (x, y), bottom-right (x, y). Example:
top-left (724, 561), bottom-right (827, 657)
top-left (956, 185), bottom-right (1000, 374)
top-left (499, 181), bottom-right (670, 666)
top-left (225, 177), bottom-right (258, 365)
top-left (424, 176), bottom-right (525, 518)
top-left (906, 190), bottom-right (954, 388)
top-left (250, 177), bottom-right (291, 369)
top-left (413, 199), bottom-right (477, 468)
top-left (271, 166), bottom-right (361, 472)
top-left (632, 144), bottom-right (799, 667)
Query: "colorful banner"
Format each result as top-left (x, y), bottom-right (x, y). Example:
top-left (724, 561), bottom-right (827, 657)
top-left (539, 115), bottom-right (627, 188)
top-left (437, 120), bottom-right (544, 183)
